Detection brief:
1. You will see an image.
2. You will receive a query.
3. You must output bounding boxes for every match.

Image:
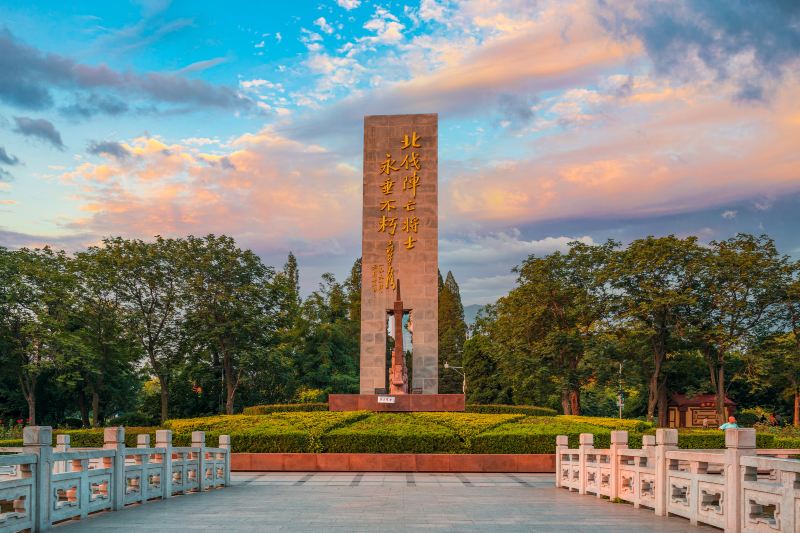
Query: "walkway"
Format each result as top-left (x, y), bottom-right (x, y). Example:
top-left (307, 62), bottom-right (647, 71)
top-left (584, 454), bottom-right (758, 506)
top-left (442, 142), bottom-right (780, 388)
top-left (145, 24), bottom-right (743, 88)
top-left (59, 472), bottom-right (717, 532)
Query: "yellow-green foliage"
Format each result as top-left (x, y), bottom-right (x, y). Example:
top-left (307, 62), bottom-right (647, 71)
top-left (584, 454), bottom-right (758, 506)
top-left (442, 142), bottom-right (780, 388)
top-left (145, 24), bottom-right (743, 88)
top-left (322, 413), bottom-right (463, 453)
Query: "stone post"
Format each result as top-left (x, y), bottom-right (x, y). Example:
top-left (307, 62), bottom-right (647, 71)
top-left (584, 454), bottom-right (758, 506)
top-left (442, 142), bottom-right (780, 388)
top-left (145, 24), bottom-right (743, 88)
top-left (137, 434), bottom-right (150, 448)
top-left (23, 426), bottom-right (53, 532)
top-left (104, 427), bottom-right (126, 511)
top-left (578, 433), bottom-right (593, 495)
top-left (654, 428), bottom-right (678, 516)
top-left (55, 434), bottom-right (70, 474)
top-left (609, 430), bottom-right (628, 500)
top-left (219, 435), bottom-right (231, 487)
top-left (725, 428), bottom-right (756, 533)
top-left (555, 435), bottom-right (568, 488)
top-left (192, 431), bottom-right (206, 492)
top-left (156, 429), bottom-right (173, 499)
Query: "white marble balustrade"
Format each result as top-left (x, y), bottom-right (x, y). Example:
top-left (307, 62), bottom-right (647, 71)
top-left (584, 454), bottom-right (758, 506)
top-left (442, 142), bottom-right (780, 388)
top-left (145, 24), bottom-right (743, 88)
top-left (0, 426), bottom-right (231, 532)
top-left (556, 428), bottom-right (800, 532)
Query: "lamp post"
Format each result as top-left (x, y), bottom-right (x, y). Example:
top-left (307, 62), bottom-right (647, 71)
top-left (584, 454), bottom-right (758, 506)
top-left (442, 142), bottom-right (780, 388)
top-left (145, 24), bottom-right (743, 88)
top-left (444, 361), bottom-right (466, 395)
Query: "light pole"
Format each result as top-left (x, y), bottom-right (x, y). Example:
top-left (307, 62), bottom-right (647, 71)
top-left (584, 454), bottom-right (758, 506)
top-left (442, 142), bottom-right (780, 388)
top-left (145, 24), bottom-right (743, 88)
top-left (444, 361), bottom-right (466, 395)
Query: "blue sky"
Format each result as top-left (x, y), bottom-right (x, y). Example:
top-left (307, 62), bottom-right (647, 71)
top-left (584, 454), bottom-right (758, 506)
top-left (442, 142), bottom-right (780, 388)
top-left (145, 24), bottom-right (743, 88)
top-left (0, 0), bottom-right (798, 304)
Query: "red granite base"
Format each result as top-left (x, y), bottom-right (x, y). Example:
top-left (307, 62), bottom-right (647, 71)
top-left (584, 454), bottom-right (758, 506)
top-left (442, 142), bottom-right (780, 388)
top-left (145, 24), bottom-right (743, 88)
top-left (328, 394), bottom-right (465, 412)
top-left (231, 453), bottom-right (555, 472)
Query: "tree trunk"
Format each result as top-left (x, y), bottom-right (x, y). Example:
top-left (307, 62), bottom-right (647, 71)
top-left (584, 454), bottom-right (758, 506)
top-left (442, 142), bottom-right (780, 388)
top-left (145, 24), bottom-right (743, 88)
top-left (646, 367), bottom-right (660, 422)
top-left (27, 396), bottom-right (36, 426)
top-left (715, 365), bottom-right (726, 423)
top-left (794, 389), bottom-right (799, 427)
top-left (569, 389), bottom-right (581, 416)
top-left (222, 343), bottom-right (237, 415)
top-left (77, 390), bottom-right (90, 428)
top-left (158, 375), bottom-right (169, 423)
top-left (657, 381), bottom-right (668, 427)
top-left (91, 390), bottom-right (101, 428)
top-left (561, 390), bottom-right (571, 415)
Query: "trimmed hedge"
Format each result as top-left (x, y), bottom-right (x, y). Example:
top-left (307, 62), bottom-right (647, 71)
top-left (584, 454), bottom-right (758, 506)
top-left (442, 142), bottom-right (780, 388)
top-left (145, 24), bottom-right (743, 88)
top-left (322, 413), bottom-right (464, 453)
top-left (7, 413), bottom-right (799, 454)
top-left (242, 403), bottom-right (328, 414)
top-left (465, 404), bottom-right (557, 416)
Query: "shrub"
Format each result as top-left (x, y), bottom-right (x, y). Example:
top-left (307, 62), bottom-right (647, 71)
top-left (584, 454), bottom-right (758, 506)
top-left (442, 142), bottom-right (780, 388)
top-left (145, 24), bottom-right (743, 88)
top-left (0, 438), bottom-right (23, 448)
top-left (322, 413), bottom-right (464, 453)
top-left (55, 427), bottom-right (159, 448)
top-left (465, 404), bottom-right (557, 416)
top-left (242, 403), bottom-right (329, 414)
top-left (295, 387), bottom-right (328, 403)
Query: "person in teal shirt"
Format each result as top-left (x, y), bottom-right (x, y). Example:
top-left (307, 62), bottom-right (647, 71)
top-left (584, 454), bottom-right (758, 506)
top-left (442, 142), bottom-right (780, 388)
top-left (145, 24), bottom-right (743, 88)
top-left (719, 416), bottom-right (739, 430)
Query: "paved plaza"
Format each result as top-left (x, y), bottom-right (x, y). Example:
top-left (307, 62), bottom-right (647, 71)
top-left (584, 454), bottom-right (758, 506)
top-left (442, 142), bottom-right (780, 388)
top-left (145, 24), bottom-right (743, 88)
top-left (58, 472), bottom-right (718, 532)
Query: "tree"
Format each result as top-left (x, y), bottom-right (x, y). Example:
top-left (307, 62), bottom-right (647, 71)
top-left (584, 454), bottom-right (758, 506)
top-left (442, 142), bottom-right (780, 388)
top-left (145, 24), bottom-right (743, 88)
top-left (463, 306), bottom-right (511, 404)
top-left (102, 236), bottom-right (187, 423)
top-left (492, 241), bottom-right (613, 414)
top-left (0, 247), bottom-right (76, 424)
top-left (604, 236), bottom-right (702, 424)
top-left (694, 234), bottom-right (788, 422)
top-left (69, 247), bottom-right (139, 426)
top-left (181, 235), bottom-right (282, 415)
top-left (438, 271), bottom-right (467, 393)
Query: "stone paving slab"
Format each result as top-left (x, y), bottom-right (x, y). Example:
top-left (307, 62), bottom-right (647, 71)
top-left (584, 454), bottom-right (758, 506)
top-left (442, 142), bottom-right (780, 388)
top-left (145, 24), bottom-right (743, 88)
top-left (58, 473), bottom-right (719, 532)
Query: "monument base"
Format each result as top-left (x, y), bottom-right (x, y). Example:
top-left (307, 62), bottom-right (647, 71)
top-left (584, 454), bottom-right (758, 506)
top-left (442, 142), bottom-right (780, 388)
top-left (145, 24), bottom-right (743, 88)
top-left (328, 394), bottom-right (465, 412)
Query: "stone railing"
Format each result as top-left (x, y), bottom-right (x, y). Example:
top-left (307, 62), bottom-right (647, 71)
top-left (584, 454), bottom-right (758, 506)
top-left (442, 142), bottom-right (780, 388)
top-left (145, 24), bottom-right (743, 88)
top-left (556, 428), bottom-right (800, 532)
top-left (0, 426), bottom-right (231, 532)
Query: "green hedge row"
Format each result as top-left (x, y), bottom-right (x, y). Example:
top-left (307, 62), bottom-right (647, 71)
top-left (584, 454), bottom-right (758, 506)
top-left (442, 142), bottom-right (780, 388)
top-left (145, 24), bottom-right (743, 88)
top-left (465, 404), bottom-right (557, 417)
top-left (242, 403), bottom-right (329, 414)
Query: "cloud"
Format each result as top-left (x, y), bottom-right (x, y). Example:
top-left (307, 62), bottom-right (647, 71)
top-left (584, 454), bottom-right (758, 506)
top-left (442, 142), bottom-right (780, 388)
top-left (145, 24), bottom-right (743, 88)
top-left (0, 29), bottom-right (252, 113)
top-left (442, 230), bottom-right (595, 266)
top-left (440, 79), bottom-right (800, 226)
top-left (174, 56), bottom-right (228, 75)
top-left (721, 210), bottom-right (737, 219)
top-left (336, 0), bottom-right (361, 9)
top-left (57, 130), bottom-right (361, 256)
top-left (13, 116), bottom-right (65, 150)
top-left (294, 3), bottom-right (636, 138)
top-left (419, 0), bottom-right (447, 22)
top-left (60, 93), bottom-right (129, 119)
top-left (600, 0), bottom-right (800, 101)
top-left (87, 140), bottom-right (131, 160)
top-left (0, 147), bottom-right (20, 166)
top-left (363, 8), bottom-right (405, 44)
top-left (314, 17), bottom-right (334, 35)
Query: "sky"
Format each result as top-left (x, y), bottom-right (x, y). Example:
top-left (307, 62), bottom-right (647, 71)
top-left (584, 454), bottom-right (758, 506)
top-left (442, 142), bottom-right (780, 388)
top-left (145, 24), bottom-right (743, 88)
top-left (0, 0), bottom-right (798, 306)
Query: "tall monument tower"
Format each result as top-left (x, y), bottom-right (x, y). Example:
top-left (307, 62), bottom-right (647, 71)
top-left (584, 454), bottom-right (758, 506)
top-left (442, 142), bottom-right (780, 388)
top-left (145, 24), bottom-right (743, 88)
top-left (359, 114), bottom-right (439, 394)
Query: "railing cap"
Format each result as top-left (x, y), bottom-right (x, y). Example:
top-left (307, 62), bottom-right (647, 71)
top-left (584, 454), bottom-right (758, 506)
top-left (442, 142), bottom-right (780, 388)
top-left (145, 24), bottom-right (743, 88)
top-left (642, 435), bottom-right (656, 447)
top-left (556, 435), bottom-right (569, 446)
top-left (155, 429), bottom-right (173, 445)
top-left (104, 426), bottom-right (125, 444)
top-left (56, 434), bottom-right (71, 445)
top-left (579, 433), bottom-right (593, 446)
top-left (725, 428), bottom-right (756, 449)
top-left (137, 434), bottom-right (150, 444)
top-left (610, 430), bottom-right (628, 444)
top-left (219, 435), bottom-right (231, 446)
top-left (23, 426), bottom-right (52, 447)
top-left (192, 431), bottom-right (206, 444)
top-left (655, 428), bottom-right (678, 446)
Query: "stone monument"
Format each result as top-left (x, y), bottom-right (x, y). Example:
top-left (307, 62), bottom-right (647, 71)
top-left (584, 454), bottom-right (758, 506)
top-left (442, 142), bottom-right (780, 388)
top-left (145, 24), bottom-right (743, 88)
top-left (328, 113), bottom-right (464, 412)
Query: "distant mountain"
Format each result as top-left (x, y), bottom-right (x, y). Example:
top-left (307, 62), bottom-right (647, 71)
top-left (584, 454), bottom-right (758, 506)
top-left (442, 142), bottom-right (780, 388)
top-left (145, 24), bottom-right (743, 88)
top-left (463, 304), bottom-right (484, 327)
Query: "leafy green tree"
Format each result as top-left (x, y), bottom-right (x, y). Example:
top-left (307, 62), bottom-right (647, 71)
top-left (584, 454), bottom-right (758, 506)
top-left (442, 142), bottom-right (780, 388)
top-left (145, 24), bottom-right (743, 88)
top-left (693, 234), bottom-right (788, 422)
top-left (439, 271), bottom-right (467, 393)
top-left (70, 247), bottom-right (139, 426)
top-left (101, 236), bottom-right (187, 423)
top-left (0, 247), bottom-right (76, 424)
top-left (604, 236), bottom-right (702, 424)
top-left (492, 241), bottom-right (613, 414)
top-left (463, 307), bottom-right (511, 404)
top-left (181, 234), bottom-right (285, 414)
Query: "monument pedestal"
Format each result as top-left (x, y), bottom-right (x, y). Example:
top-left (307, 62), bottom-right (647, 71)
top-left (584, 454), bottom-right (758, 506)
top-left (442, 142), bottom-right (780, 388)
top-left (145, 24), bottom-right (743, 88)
top-left (328, 394), bottom-right (465, 412)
